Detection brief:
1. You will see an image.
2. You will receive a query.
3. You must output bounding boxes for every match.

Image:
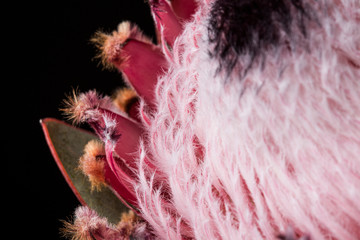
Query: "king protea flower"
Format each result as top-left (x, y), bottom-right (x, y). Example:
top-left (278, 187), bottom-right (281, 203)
top-left (41, 0), bottom-right (360, 239)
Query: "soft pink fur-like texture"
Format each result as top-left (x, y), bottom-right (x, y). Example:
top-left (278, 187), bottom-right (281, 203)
top-left (64, 0), bottom-right (360, 239)
top-left (135, 0), bottom-right (360, 239)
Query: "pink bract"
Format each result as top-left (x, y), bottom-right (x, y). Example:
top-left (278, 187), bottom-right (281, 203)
top-left (43, 0), bottom-right (360, 239)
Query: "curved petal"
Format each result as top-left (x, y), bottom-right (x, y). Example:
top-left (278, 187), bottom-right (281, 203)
top-left (149, 0), bottom-right (183, 47)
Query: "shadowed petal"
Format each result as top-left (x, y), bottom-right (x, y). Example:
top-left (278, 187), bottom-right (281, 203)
top-left (171, 0), bottom-right (198, 21)
top-left (149, 0), bottom-right (183, 47)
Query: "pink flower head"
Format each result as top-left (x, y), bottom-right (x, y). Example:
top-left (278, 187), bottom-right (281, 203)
top-left (44, 0), bottom-right (360, 239)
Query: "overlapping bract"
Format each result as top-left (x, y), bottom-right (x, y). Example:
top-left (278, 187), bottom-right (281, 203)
top-left (58, 0), bottom-right (360, 239)
top-left (62, 1), bottom-right (197, 238)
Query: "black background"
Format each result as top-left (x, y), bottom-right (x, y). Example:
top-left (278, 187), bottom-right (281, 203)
top-left (11, 1), bottom-right (155, 239)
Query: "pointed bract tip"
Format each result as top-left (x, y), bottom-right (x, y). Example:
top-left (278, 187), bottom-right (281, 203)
top-left (149, 0), bottom-right (183, 47)
top-left (61, 206), bottom-right (120, 240)
top-left (91, 21), bottom-right (153, 70)
top-left (79, 140), bottom-right (107, 192)
top-left (62, 206), bottom-right (149, 240)
top-left (61, 90), bottom-right (113, 125)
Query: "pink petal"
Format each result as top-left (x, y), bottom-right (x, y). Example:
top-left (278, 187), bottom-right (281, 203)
top-left (63, 91), bottom-right (144, 207)
top-left (171, 0), bottom-right (198, 21)
top-left (127, 99), bottom-right (141, 123)
top-left (104, 145), bottom-right (139, 208)
top-left (91, 22), bottom-right (168, 107)
top-left (149, 0), bottom-right (183, 47)
top-left (64, 90), bottom-right (143, 170)
top-left (119, 39), bottom-right (168, 107)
